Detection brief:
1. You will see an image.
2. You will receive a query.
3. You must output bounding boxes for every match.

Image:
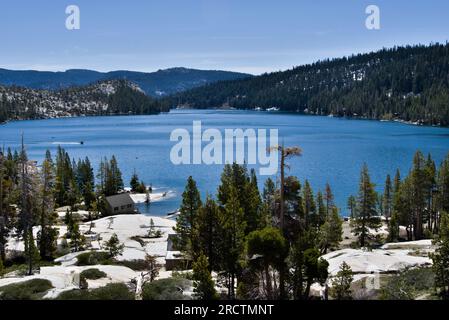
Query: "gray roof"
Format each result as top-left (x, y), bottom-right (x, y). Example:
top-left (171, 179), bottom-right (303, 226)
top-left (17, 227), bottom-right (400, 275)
top-left (105, 193), bottom-right (134, 208)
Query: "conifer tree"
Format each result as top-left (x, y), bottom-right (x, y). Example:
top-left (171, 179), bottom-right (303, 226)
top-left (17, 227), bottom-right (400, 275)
top-left (192, 254), bottom-right (218, 300)
top-left (37, 151), bottom-right (58, 260)
top-left (104, 233), bottom-right (124, 258)
top-left (330, 262), bottom-right (354, 300)
top-left (347, 195), bottom-right (356, 219)
top-left (174, 176), bottom-right (202, 257)
top-left (195, 195), bottom-right (221, 270)
top-left (430, 212), bottom-right (449, 299)
top-left (246, 227), bottom-right (287, 299)
top-left (219, 186), bottom-right (246, 299)
top-left (382, 174), bottom-right (393, 222)
top-left (302, 180), bottom-right (316, 228)
top-left (319, 207), bottom-right (343, 254)
top-left (350, 164), bottom-right (381, 247)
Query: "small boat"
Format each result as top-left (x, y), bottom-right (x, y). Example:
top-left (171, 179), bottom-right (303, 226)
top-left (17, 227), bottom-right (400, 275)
top-left (267, 107), bottom-right (280, 112)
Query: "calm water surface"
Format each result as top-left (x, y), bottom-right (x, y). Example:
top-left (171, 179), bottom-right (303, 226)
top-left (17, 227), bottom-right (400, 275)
top-left (1, 110), bottom-right (449, 216)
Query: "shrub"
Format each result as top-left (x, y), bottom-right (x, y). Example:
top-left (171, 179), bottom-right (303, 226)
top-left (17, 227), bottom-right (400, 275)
top-left (76, 251), bottom-right (111, 266)
top-left (380, 268), bottom-right (435, 300)
top-left (117, 259), bottom-right (148, 271)
top-left (142, 278), bottom-right (191, 300)
top-left (0, 279), bottom-right (53, 300)
top-left (57, 283), bottom-right (134, 300)
top-left (80, 268), bottom-right (107, 281)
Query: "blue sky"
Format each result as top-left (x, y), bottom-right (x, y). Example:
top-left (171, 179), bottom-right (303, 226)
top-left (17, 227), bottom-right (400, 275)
top-left (1, 0), bottom-right (448, 75)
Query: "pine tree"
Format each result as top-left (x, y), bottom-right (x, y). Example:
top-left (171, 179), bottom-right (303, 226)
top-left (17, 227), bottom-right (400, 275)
top-left (410, 151), bottom-right (427, 240)
top-left (330, 262), bottom-right (354, 300)
top-left (316, 191), bottom-right (327, 226)
top-left (246, 227), bottom-right (287, 299)
top-left (347, 195), bottom-right (356, 219)
top-left (70, 222), bottom-right (85, 252)
top-left (382, 174), bottom-right (393, 222)
top-left (174, 176), bottom-right (202, 257)
top-left (192, 254), bottom-right (218, 300)
top-left (430, 212), bottom-right (449, 299)
top-left (350, 164), bottom-right (381, 247)
top-left (103, 233), bottom-right (124, 258)
top-left (319, 207), bottom-right (343, 254)
top-left (37, 151), bottom-right (58, 260)
top-left (324, 183), bottom-right (334, 217)
top-left (195, 195), bottom-right (221, 271)
top-left (130, 172), bottom-right (140, 192)
top-left (219, 186), bottom-right (246, 299)
top-left (302, 180), bottom-right (316, 228)
top-left (24, 229), bottom-right (40, 275)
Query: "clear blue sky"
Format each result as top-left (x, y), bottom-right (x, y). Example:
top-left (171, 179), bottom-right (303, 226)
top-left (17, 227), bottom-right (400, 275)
top-left (1, 0), bottom-right (448, 75)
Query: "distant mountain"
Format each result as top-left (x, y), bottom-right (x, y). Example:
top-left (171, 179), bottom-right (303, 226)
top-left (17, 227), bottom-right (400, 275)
top-left (0, 80), bottom-right (169, 123)
top-left (0, 67), bottom-right (251, 97)
top-left (171, 43), bottom-right (449, 126)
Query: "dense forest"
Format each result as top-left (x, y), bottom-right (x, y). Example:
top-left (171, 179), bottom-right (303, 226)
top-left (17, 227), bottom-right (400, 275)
top-left (169, 43), bottom-right (449, 126)
top-left (0, 80), bottom-right (169, 123)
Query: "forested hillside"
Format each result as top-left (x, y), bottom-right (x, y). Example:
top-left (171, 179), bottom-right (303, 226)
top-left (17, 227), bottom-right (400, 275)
top-left (0, 80), bottom-right (169, 123)
top-left (171, 43), bottom-right (449, 126)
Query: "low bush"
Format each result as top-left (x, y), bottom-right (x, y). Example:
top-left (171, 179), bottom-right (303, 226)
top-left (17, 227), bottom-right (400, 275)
top-left (76, 251), bottom-right (112, 266)
top-left (0, 279), bottom-right (53, 300)
top-left (380, 267), bottom-right (435, 300)
top-left (142, 278), bottom-right (191, 300)
top-left (80, 268), bottom-right (107, 281)
top-left (117, 259), bottom-right (148, 271)
top-left (57, 283), bottom-right (134, 300)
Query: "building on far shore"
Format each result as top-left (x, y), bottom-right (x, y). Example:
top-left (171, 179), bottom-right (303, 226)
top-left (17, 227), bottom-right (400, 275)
top-left (104, 193), bottom-right (137, 215)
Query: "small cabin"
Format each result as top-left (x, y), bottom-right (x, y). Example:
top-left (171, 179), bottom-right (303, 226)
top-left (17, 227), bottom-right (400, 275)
top-left (105, 194), bottom-right (136, 215)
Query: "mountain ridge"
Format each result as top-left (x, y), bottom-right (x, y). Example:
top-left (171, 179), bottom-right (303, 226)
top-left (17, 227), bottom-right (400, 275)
top-left (0, 67), bottom-right (251, 97)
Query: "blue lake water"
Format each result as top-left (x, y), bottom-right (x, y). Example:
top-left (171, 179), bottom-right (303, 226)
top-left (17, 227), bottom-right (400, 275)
top-left (1, 109), bottom-right (449, 216)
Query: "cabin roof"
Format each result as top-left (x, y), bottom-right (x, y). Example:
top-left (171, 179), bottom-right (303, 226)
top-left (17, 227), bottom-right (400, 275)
top-left (105, 193), bottom-right (134, 207)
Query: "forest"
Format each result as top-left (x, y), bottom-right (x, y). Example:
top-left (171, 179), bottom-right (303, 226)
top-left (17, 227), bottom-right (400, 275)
top-left (2, 142), bottom-right (449, 300)
top-left (0, 80), bottom-right (170, 123)
top-left (169, 43), bottom-right (449, 126)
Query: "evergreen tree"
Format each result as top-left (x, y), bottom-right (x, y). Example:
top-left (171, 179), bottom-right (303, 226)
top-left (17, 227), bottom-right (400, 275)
top-left (103, 233), bottom-right (124, 258)
top-left (382, 174), bottom-right (393, 222)
top-left (350, 164), bottom-right (381, 247)
top-left (319, 207), bottom-right (343, 254)
top-left (37, 151), bottom-right (58, 260)
top-left (302, 180), bottom-right (317, 228)
top-left (195, 195), bottom-right (221, 271)
top-left (219, 186), bottom-right (246, 299)
top-left (410, 151), bottom-right (427, 240)
top-left (130, 172), bottom-right (140, 192)
top-left (430, 212), bottom-right (449, 299)
top-left (192, 254), bottom-right (218, 300)
top-left (347, 195), bottom-right (356, 219)
top-left (246, 227), bottom-right (287, 299)
top-left (174, 176), bottom-right (202, 257)
top-left (330, 262), bottom-right (354, 300)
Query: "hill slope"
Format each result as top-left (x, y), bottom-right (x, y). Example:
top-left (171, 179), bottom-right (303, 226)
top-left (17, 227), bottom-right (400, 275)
top-left (0, 67), bottom-right (251, 97)
top-left (171, 43), bottom-right (449, 126)
top-left (0, 80), bottom-right (168, 122)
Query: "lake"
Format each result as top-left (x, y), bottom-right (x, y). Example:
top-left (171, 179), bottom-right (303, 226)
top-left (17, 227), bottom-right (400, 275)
top-left (1, 109), bottom-right (449, 216)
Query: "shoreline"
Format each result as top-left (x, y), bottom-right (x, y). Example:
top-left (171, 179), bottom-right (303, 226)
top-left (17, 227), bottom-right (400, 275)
top-left (1, 108), bottom-right (446, 129)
